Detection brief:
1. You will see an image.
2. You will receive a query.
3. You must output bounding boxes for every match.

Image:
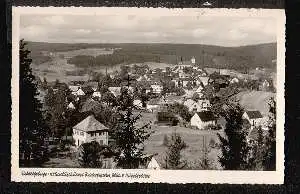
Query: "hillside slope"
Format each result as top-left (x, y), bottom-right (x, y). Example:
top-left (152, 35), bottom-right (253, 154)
top-left (235, 90), bottom-right (275, 116)
top-left (25, 41), bottom-right (277, 71)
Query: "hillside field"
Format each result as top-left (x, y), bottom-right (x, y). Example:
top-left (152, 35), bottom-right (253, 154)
top-left (235, 90), bottom-right (275, 116)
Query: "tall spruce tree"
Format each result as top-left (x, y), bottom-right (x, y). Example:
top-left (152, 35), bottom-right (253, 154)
top-left (263, 97), bottom-right (276, 170)
top-left (111, 76), bottom-right (153, 169)
top-left (19, 39), bottom-right (49, 167)
top-left (165, 131), bottom-right (187, 169)
top-left (218, 103), bottom-right (250, 170)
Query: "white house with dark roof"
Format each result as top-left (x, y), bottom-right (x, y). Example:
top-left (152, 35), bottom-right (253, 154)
top-left (73, 115), bottom-right (108, 147)
top-left (243, 110), bottom-right (263, 127)
top-left (190, 111), bottom-right (216, 130)
top-left (67, 102), bottom-right (76, 110)
top-left (74, 88), bottom-right (85, 96)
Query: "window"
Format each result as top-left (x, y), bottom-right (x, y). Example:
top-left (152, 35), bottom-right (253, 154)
top-left (100, 140), bottom-right (103, 145)
top-left (80, 132), bottom-right (84, 136)
top-left (91, 132), bottom-right (94, 137)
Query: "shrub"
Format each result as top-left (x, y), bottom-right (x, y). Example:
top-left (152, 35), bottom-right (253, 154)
top-left (203, 124), bottom-right (222, 131)
top-left (209, 138), bottom-right (216, 148)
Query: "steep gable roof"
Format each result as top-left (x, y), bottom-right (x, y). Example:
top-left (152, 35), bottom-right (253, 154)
top-left (73, 115), bottom-right (107, 132)
top-left (245, 110), bottom-right (263, 119)
top-left (196, 111), bottom-right (216, 122)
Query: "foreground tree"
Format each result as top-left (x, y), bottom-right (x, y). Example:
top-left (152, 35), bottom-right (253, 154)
top-left (218, 103), bottom-right (250, 170)
top-left (78, 141), bottom-right (105, 168)
top-left (111, 85), bottom-right (153, 169)
top-left (165, 131), bottom-right (187, 169)
top-left (262, 97), bottom-right (276, 170)
top-left (19, 39), bottom-right (49, 167)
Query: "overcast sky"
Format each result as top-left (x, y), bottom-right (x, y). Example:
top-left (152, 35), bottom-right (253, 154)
top-left (20, 15), bottom-right (277, 47)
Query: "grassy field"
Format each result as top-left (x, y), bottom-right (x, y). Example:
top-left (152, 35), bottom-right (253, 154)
top-left (138, 112), bottom-right (223, 169)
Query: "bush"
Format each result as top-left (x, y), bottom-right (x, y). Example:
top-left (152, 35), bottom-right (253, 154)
top-left (162, 134), bottom-right (169, 146)
top-left (209, 138), bottom-right (216, 148)
top-left (203, 124), bottom-right (222, 131)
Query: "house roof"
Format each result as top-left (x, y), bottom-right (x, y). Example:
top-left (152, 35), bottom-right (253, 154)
top-left (196, 111), bottom-right (216, 122)
top-left (67, 102), bottom-right (75, 109)
top-left (73, 115), bottom-right (107, 132)
top-left (69, 85), bottom-right (80, 92)
top-left (245, 110), bottom-right (263, 119)
top-left (76, 88), bottom-right (85, 95)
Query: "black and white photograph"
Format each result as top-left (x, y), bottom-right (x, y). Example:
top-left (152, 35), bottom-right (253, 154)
top-left (11, 7), bottom-right (285, 183)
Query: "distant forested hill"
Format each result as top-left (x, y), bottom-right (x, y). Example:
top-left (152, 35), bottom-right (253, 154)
top-left (25, 41), bottom-right (276, 71)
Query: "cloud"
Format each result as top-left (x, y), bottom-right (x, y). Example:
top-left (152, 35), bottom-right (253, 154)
top-left (20, 14), bottom-right (277, 46)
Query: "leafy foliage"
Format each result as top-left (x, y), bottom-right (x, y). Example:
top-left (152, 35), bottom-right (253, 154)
top-left (19, 39), bottom-right (49, 167)
top-left (166, 103), bottom-right (192, 122)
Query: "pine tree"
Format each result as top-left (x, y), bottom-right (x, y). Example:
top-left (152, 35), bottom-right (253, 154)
top-left (263, 97), bottom-right (276, 170)
top-left (111, 76), bottom-right (153, 169)
top-left (78, 141), bottom-right (105, 168)
top-left (247, 126), bottom-right (265, 170)
top-left (165, 131), bottom-right (187, 169)
top-left (19, 39), bottom-right (49, 167)
top-left (218, 103), bottom-right (250, 170)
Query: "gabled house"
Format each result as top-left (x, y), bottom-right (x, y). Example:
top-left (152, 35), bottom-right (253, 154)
top-left (243, 110), bottom-right (263, 127)
top-left (67, 102), bottom-right (76, 110)
top-left (139, 155), bottom-right (160, 170)
top-left (74, 88), bottom-right (85, 96)
top-left (190, 111), bottom-right (216, 130)
top-left (73, 115), bottom-right (109, 148)
top-left (197, 76), bottom-right (209, 86)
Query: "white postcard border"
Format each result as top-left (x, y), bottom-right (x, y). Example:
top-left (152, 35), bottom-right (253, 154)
top-left (11, 7), bottom-right (285, 184)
